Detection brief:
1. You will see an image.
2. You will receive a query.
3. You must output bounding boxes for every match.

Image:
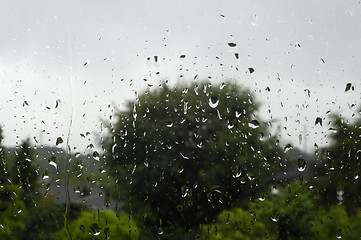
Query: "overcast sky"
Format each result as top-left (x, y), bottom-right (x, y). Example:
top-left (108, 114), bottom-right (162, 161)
top-left (1, 0), bottom-right (361, 154)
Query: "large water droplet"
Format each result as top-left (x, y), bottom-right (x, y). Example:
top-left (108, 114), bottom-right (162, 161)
top-left (209, 97), bottom-right (219, 108)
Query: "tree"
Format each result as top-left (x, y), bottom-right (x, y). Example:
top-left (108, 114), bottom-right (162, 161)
top-left (0, 127), bottom-right (8, 186)
top-left (314, 114), bottom-right (361, 214)
top-left (12, 139), bottom-right (38, 206)
top-left (104, 81), bottom-right (283, 238)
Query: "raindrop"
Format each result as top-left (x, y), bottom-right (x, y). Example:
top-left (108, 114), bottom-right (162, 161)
top-left (250, 14), bottom-right (258, 26)
top-left (232, 166), bottom-right (242, 178)
top-left (234, 53), bottom-right (239, 59)
top-left (271, 213), bottom-right (279, 222)
top-left (315, 117), bottom-right (322, 126)
top-left (208, 97), bottom-right (219, 108)
top-left (328, 128), bottom-right (337, 133)
top-left (345, 83), bottom-right (354, 92)
top-left (93, 151), bottom-right (100, 161)
top-left (247, 172), bottom-right (255, 181)
top-left (227, 42), bottom-right (237, 47)
top-left (284, 144), bottom-right (293, 152)
top-left (75, 152), bottom-right (81, 158)
top-left (220, 82), bottom-right (226, 89)
top-left (42, 170), bottom-right (49, 180)
top-left (90, 223), bottom-right (101, 236)
top-left (166, 122), bottom-right (173, 128)
top-left (248, 120), bottom-right (260, 129)
top-left (304, 89), bottom-right (310, 97)
top-left (56, 137), bottom-right (63, 148)
top-left (73, 186), bottom-right (80, 193)
top-left (248, 67), bottom-right (255, 74)
top-left (55, 99), bottom-right (61, 108)
top-left (297, 157), bottom-right (306, 172)
top-left (180, 152), bottom-right (189, 159)
top-left (180, 55), bottom-right (186, 58)
top-left (48, 156), bottom-right (57, 169)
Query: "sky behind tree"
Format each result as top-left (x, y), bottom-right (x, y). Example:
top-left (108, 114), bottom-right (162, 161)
top-left (1, 0), bottom-right (360, 153)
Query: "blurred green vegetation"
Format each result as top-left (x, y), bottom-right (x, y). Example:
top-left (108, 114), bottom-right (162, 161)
top-left (54, 210), bottom-right (139, 240)
top-left (1, 82), bottom-right (361, 239)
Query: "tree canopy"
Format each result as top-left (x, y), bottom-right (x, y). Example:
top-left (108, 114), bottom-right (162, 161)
top-left (104, 81), bottom-right (284, 238)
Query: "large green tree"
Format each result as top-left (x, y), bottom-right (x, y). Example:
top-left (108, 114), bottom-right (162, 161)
top-left (104, 81), bottom-right (283, 238)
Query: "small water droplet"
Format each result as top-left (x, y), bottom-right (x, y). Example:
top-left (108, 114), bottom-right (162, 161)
top-left (315, 117), bottom-right (322, 126)
top-left (248, 67), bottom-right (255, 74)
top-left (90, 223), bottom-right (101, 236)
top-left (297, 157), bottom-right (306, 172)
top-left (42, 170), bottom-right (49, 180)
top-left (209, 97), bottom-right (219, 108)
top-left (167, 122), bottom-right (173, 128)
top-left (180, 152), bottom-right (189, 159)
top-left (48, 156), bottom-right (57, 169)
top-left (93, 151), bottom-right (100, 161)
top-left (250, 14), bottom-right (258, 26)
top-left (56, 137), bottom-right (63, 148)
top-left (284, 144), bottom-right (293, 152)
top-left (227, 42), bottom-right (237, 47)
top-left (345, 83), bottom-right (354, 92)
top-left (248, 120), bottom-right (260, 129)
top-left (232, 166), bottom-right (242, 178)
top-left (271, 213), bottom-right (279, 222)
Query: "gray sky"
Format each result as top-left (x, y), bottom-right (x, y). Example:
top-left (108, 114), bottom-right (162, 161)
top-left (1, 0), bottom-right (361, 153)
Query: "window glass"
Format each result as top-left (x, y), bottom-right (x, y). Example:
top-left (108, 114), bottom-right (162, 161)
top-left (1, 1), bottom-right (361, 239)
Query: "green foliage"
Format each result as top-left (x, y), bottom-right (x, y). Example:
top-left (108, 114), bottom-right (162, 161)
top-left (311, 205), bottom-right (361, 239)
top-left (54, 210), bottom-right (139, 240)
top-left (0, 183), bottom-right (27, 239)
top-left (104, 81), bottom-right (283, 238)
top-left (17, 197), bottom-right (64, 240)
top-left (199, 208), bottom-right (272, 240)
top-left (11, 139), bottom-right (38, 206)
top-left (251, 181), bottom-right (317, 239)
top-left (314, 114), bottom-right (361, 214)
top-left (0, 127), bottom-right (8, 185)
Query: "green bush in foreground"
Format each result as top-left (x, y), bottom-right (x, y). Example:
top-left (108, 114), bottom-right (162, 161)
top-left (55, 210), bottom-right (139, 240)
top-left (199, 208), bottom-right (272, 240)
